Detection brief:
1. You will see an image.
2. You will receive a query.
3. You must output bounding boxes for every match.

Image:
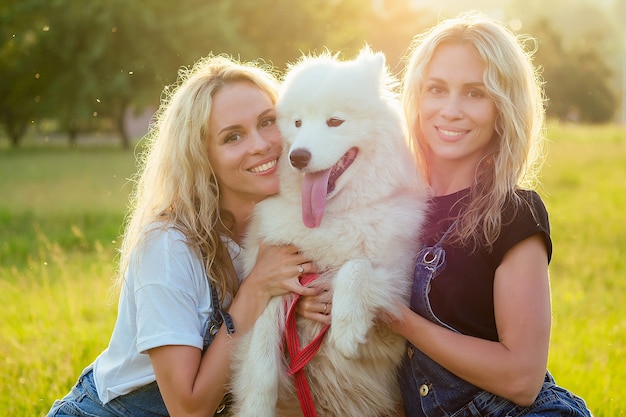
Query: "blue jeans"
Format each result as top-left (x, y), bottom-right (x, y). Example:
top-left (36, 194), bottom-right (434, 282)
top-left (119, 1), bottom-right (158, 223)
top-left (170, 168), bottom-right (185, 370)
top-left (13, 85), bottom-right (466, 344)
top-left (399, 232), bottom-right (593, 417)
top-left (400, 345), bottom-right (592, 417)
top-left (46, 366), bottom-right (168, 417)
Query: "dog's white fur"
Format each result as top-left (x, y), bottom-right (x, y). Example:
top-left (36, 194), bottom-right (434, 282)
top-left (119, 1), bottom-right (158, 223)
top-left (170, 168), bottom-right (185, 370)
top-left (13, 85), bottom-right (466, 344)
top-left (231, 48), bottom-right (426, 417)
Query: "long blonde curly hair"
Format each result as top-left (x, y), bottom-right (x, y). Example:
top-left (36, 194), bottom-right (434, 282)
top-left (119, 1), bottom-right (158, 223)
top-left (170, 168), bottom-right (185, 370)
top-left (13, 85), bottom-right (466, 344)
top-left (116, 55), bottom-right (280, 302)
top-left (402, 12), bottom-right (546, 251)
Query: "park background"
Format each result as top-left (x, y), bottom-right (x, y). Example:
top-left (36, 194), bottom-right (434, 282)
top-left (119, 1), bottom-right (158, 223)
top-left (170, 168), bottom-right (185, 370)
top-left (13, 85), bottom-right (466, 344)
top-left (1, 0), bottom-right (625, 415)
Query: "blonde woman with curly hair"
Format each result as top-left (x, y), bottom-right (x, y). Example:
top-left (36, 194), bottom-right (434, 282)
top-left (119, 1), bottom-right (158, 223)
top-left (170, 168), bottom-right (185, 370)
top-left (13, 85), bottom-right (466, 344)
top-left (47, 55), bottom-right (318, 417)
top-left (388, 12), bottom-right (593, 416)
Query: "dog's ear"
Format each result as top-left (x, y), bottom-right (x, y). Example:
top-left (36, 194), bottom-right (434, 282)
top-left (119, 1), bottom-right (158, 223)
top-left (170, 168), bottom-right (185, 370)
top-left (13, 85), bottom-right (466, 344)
top-left (355, 44), bottom-right (399, 99)
top-left (353, 46), bottom-right (398, 99)
top-left (356, 45), bottom-right (386, 74)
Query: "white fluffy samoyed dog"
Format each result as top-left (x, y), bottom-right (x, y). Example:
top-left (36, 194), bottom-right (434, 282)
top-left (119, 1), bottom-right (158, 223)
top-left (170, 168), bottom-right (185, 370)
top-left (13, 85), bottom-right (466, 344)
top-left (231, 47), bottom-right (427, 417)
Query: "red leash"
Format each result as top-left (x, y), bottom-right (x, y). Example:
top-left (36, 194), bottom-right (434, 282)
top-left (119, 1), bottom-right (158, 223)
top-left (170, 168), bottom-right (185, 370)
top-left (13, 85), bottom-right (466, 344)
top-left (285, 273), bottom-right (329, 417)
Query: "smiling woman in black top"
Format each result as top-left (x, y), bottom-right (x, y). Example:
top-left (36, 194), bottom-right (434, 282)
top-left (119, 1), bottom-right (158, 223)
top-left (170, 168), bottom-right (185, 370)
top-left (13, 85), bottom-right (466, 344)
top-left (388, 11), bottom-right (593, 417)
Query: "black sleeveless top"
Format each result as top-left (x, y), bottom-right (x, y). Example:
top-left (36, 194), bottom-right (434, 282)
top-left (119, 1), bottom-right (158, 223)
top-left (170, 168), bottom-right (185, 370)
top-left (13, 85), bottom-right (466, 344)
top-left (423, 188), bottom-right (552, 341)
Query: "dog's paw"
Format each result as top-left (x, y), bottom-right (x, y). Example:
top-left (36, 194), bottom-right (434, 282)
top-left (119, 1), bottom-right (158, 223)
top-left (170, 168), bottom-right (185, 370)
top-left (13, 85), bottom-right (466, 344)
top-left (329, 259), bottom-right (376, 358)
top-left (330, 313), bottom-right (373, 358)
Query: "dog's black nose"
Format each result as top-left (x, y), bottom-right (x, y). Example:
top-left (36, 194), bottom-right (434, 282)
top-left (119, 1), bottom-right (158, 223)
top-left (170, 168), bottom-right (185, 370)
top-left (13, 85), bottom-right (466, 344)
top-left (290, 149), bottom-right (311, 169)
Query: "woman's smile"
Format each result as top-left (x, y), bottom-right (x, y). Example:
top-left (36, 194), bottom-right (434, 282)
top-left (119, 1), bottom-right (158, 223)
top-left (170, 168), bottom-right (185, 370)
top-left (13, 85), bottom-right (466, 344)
top-left (248, 157), bottom-right (279, 174)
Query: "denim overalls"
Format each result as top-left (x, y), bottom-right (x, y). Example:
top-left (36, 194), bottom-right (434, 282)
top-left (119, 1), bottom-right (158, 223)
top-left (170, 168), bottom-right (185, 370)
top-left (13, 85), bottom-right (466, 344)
top-left (47, 282), bottom-right (233, 417)
top-left (399, 222), bottom-right (593, 417)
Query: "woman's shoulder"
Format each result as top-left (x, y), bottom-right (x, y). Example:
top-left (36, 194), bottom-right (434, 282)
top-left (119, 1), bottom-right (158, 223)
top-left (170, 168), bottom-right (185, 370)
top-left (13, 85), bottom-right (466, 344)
top-left (514, 188), bottom-right (544, 204)
top-left (134, 222), bottom-right (200, 267)
top-left (510, 189), bottom-right (549, 230)
top-left (131, 222), bottom-right (207, 287)
top-left (143, 222), bottom-right (191, 248)
top-left (497, 188), bottom-right (552, 262)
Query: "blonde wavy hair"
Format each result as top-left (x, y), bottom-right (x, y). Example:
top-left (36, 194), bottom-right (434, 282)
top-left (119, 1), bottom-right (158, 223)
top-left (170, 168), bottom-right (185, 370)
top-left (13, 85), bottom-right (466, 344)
top-left (116, 55), bottom-right (280, 302)
top-left (402, 11), bottom-right (546, 251)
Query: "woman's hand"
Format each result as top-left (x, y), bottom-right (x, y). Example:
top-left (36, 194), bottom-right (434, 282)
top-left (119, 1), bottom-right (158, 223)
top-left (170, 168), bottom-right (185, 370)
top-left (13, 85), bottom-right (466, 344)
top-left (247, 242), bottom-right (318, 297)
top-left (234, 242), bottom-right (318, 327)
top-left (296, 280), bottom-right (333, 325)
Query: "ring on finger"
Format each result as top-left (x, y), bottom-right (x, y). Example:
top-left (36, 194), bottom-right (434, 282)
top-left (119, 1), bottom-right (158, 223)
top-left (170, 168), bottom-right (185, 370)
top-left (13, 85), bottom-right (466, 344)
top-left (298, 265), bottom-right (304, 274)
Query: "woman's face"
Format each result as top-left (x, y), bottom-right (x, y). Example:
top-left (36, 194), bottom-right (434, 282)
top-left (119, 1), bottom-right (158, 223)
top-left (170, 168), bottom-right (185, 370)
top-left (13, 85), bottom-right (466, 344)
top-left (207, 81), bottom-right (282, 209)
top-left (418, 41), bottom-right (497, 171)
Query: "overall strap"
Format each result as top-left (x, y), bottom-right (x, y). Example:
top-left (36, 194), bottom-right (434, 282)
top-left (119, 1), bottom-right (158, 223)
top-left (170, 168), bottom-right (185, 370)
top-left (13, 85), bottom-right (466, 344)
top-left (411, 219), bottom-right (461, 333)
top-left (203, 282), bottom-right (235, 350)
top-left (417, 219), bottom-right (457, 275)
top-left (203, 281), bottom-right (235, 416)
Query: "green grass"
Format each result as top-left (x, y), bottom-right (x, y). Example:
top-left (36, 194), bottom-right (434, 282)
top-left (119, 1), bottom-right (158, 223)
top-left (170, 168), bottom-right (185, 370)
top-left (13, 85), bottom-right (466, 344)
top-left (1, 123), bottom-right (625, 415)
top-left (538, 122), bottom-right (626, 415)
top-left (0, 141), bottom-right (138, 269)
top-left (0, 139), bottom-right (137, 415)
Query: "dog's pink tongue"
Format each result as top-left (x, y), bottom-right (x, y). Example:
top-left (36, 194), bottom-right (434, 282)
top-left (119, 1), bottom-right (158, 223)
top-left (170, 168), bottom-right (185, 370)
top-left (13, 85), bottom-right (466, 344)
top-left (302, 169), bottom-right (332, 228)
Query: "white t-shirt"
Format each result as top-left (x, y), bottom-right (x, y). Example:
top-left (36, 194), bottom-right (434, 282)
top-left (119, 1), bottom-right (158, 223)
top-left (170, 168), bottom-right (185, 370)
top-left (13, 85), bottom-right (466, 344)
top-left (92, 225), bottom-right (243, 403)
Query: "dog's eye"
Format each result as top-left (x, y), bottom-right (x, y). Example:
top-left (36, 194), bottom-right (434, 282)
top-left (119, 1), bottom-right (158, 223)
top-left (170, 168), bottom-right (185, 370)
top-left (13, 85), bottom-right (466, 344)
top-left (295, 119), bottom-right (302, 128)
top-left (327, 118), bottom-right (344, 127)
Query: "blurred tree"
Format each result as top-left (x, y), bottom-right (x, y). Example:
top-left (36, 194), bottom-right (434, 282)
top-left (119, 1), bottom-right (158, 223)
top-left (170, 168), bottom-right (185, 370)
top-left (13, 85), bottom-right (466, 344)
top-left (224, 0), bottom-right (369, 70)
top-left (510, 0), bottom-right (619, 122)
top-left (567, 31), bottom-right (617, 123)
top-left (0, 0), bottom-right (44, 147)
top-left (3, 0), bottom-right (242, 148)
top-left (529, 18), bottom-right (616, 123)
top-left (33, 0), bottom-right (242, 149)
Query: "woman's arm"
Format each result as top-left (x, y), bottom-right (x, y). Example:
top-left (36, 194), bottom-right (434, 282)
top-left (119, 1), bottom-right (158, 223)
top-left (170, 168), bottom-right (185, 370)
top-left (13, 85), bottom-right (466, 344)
top-left (149, 243), bottom-right (318, 417)
top-left (389, 234), bottom-right (551, 406)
